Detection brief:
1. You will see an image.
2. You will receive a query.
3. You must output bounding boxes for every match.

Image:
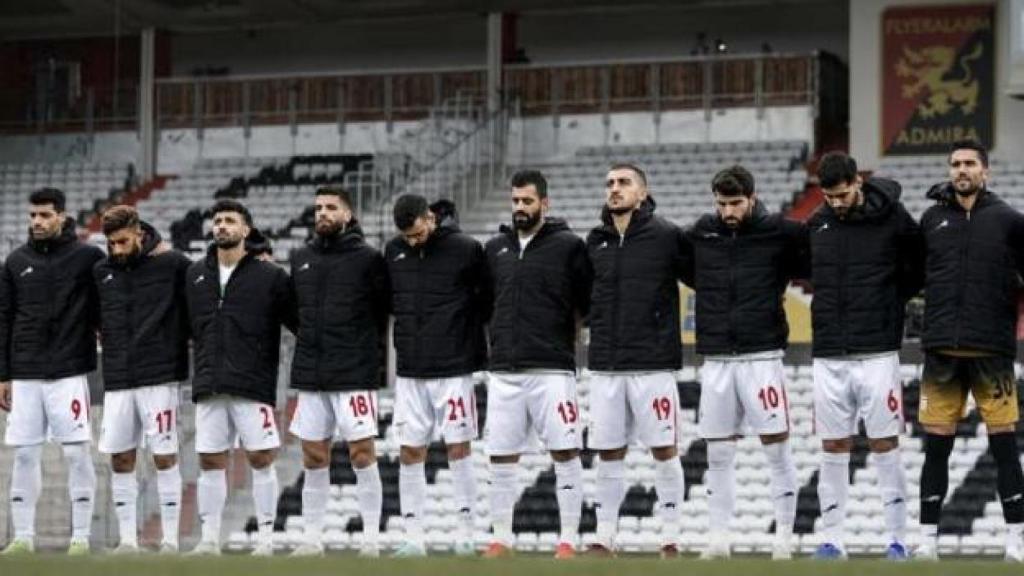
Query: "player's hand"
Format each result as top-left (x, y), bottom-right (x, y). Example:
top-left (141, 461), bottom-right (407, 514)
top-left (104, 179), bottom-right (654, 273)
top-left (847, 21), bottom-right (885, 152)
top-left (0, 381), bottom-right (10, 412)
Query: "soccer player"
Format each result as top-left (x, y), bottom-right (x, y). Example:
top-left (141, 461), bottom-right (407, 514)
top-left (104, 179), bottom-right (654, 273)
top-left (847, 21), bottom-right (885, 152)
top-left (386, 195), bottom-right (488, 557)
top-left (807, 153), bottom-right (924, 560)
top-left (586, 164), bottom-right (688, 558)
top-left (685, 166), bottom-right (808, 560)
top-left (483, 170), bottom-right (592, 559)
top-left (95, 206), bottom-right (192, 553)
top-left (289, 186), bottom-right (388, 557)
top-left (0, 188), bottom-right (104, 556)
top-left (185, 199), bottom-right (297, 556)
top-left (916, 140), bottom-right (1024, 562)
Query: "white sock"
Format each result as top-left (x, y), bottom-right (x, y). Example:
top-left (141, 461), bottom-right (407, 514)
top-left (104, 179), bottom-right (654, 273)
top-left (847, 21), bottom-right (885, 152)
top-left (156, 464), bottom-right (182, 548)
top-left (111, 471), bottom-right (139, 547)
top-left (354, 462), bottom-right (382, 546)
top-left (399, 461), bottom-right (426, 547)
top-left (251, 464), bottom-right (278, 546)
top-left (553, 458), bottom-right (583, 546)
top-left (448, 456), bottom-right (476, 541)
top-left (488, 462), bottom-right (518, 546)
top-left (197, 469), bottom-right (227, 545)
top-left (873, 449), bottom-right (907, 545)
top-left (1007, 523), bottom-right (1023, 551)
top-left (920, 522), bottom-right (939, 549)
top-left (817, 451), bottom-right (850, 545)
top-left (301, 467), bottom-right (329, 546)
top-left (763, 440), bottom-right (797, 541)
top-left (595, 458), bottom-right (626, 548)
top-left (9, 444), bottom-right (42, 541)
top-left (705, 440), bottom-right (736, 535)
top-left (63, 443), bottom-right (96, 541)
top-left (654, 457), bottom-right (684, 546)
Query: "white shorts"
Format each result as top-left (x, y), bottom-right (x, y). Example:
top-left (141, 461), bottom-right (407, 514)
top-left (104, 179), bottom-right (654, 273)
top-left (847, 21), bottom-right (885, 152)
top-left (195, 396), bottom-right (281, 453)
top-left (289, 390), bottom-right (379, 443)
top-left (588, 371), bottom-right (681, 450)
top-left (4, 375), bottom-right (92, 446)
top-left (393, 376), bottom-right (477, 447)
top-left (813, 353), bottom-right (904, 440)
top-left (485, 372), bottom-right (581, 455)
top-left (699, 358), bottom-right (790, 438)
top-left (99, 384), bottom-right (180, 455)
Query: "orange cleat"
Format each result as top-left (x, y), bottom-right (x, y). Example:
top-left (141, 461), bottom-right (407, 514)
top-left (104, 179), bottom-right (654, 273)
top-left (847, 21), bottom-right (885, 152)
top-left (660, 544), bottom-right (679, 559)
top-left (554, 542), bottom-right (576, 559)
top-left (482, 542), bottom-right (514, 559)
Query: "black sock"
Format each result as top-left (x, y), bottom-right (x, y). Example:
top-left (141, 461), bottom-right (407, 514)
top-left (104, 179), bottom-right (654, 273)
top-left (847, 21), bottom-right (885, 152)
top-left (920, 433), bottom-right (955, 526)
top-left (989, 432), bottom-right (1024, 524)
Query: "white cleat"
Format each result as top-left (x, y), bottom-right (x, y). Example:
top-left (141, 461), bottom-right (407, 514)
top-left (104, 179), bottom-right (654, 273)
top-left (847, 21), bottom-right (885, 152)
top-left (699, 540), bottom-right (731, 560)
top-left (110, 543), bottom-right (141, 555)
top-left (187, 540), bottom-right (222, 556)
top-left (1005, 543), bottom-right (1023, 563)
top-left (913, 543), bottom-right (938, 561)
top-left (251, 542), bottom-right (274, 557)
top-left (158, 542), bottom-right (179, 555)
top-left (453, 540), bottom-right (476, 557)
top-left (771, 540), bottom-right (793, 560)
top-left (358, 543), bottom-right (380, 558)
top-left (391, 542), bottom-right (427, 558)
top-left (291, 542), bottom-right (325, 557)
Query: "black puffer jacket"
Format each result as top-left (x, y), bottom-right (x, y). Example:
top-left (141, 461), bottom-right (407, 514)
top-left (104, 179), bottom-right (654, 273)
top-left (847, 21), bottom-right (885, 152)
top-left (485, 218), bottom-right (592, 372)
top-left (0, 218), bottom-right (104, 381)
top-left (94, 222), bottom-right (193, 390)
top-left (920, 184), bottom-right (1024, 357)
top-left (291, 223), bottom-right (389, 390)
top-left (586, 197), bottom-right (691, 371)
top-left (386, 208), bottom-right (487, 378)
top-left (685, 201), bottom-right (808, 356)
top-left (808, 178), bottom-right (924, 357)
top-left (186, 246), bottom-right (297, 405)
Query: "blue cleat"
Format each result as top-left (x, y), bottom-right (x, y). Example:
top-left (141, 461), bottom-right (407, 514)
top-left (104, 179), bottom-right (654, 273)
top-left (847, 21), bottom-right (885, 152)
top-left (813, 543), bottom-right (846, 560)
top-left (885, 541), bottom-right (909, 561)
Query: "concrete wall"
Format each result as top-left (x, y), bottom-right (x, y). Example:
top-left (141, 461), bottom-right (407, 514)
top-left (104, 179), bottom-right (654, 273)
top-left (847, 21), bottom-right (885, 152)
top-left (849, 0), bottom-right (1024, 168)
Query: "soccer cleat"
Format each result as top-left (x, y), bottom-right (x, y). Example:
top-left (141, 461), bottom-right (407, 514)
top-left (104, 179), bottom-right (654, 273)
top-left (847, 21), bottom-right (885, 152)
top-left (1, 539), bottom-right (34, 555)
top-left (585, 543), bottom-right (616, 558)
top-left (291, 542), bottom-right (325, 557)
top-left (1005, 543), bottom-right (1023, 563)
top-left (67, 539), bottom-right (90, 556)
top-left (885, 542), bottom-right (909, 561)
top-left (110, 543), bottom-right (141, 555)
top-left (453, 540), bottom-right (476, 557)
top-left (659, 544), bottom-right (679, 559)
top-left (912, 543), bottom-right (938, 561)
top-left (391, 542), bottom-right (427, 558)
top-left (482, 542), bottom-right (514, 558)
top-left (699, 540), bottom-right (730, 560)
top-left (812, 543), bottom-right (846, 560)
top-left (771, 541), bottom-right (793, 560)
top-left (251, 542), bottom-right (274, 557)
top-left (158, 542), bottom-right (179, 555)
top-left (358, 542), bottom-right (380, 558)
top-left (554, 542), bottom-right (576, 559)
top-left (187, 540), bottom-right (222, 556)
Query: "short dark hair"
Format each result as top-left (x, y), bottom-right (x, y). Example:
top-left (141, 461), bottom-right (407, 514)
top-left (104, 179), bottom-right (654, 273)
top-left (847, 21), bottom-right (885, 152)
top-left (316, 185), bottom-right (353, 210)
top-left (609, 163), bottom-right (647, 187)
top-left (816, 152), bottom-right (859, 189)
top-left (510, 170), bottom-right (548, 199)
top-left (949, 139), bottom-right (988, 167)
top-left (211, 199), bottom-right (252, 225)
top-left (393, 194), bottom-right (429, 231)
top-left (101, 205), bottom-right (140, 235)
top-left (712, 165), bottom-right (755, 197)
top-left (29, 187), bottom-right (66, 212)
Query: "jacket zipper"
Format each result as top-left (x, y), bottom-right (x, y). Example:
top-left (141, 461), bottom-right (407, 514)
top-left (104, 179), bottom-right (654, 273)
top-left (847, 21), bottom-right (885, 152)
top-left (838, 224), bottom-right (847, 353)
top-left (610, 231), bottom-right (625, 369)
top-left (126, 269), bottom-right (136, 385)
top-left (953, 208), bottom-right (972, 347)
top-left (213, 258), bottom-right (245, 396)
top-left (728, 230), bottom-right (737, 354)
top-left (315, 252), bottom-right (328, 388)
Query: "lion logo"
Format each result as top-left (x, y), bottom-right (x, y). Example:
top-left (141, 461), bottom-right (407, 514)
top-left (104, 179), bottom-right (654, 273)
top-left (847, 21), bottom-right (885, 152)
top-left (895, 43), bottom-right (982, 118)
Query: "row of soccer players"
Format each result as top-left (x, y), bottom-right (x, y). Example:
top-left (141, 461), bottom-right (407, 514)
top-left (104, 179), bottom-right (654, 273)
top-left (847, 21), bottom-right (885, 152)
top-left (0, 139), bottom-right (1021, 561)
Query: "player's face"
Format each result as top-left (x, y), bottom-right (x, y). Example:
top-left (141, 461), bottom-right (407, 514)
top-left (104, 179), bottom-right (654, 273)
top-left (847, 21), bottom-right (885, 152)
top-left (512, 185), bottom-right (547, 231)
top-left (212, 211), bottom-right (249, 250)
top-left (715, 192), bottom-right (756, 229)
top-left (822, 177), bottom-right (863, 219)
top-left (948, 149), bottom-right (988, 197)
top-left (605, 168), bottom-right (646, 215)
top-left (314, 194), bottom-right (351, 237)
top-left (106, 226), bottom-right (143, 264)
top-left (28, 202), bottom-right (63, 241)
top-left (401, 212), bottom-right (436, 248)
